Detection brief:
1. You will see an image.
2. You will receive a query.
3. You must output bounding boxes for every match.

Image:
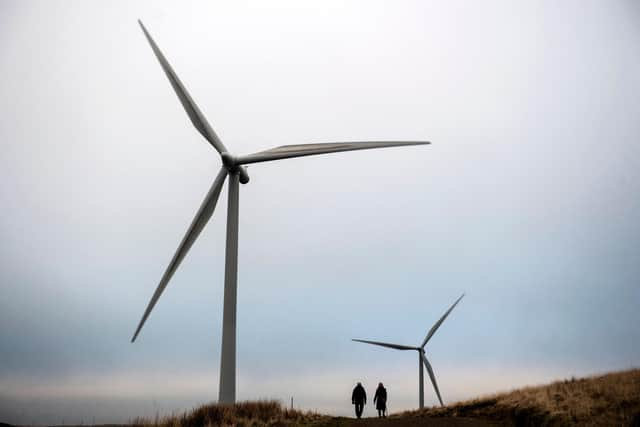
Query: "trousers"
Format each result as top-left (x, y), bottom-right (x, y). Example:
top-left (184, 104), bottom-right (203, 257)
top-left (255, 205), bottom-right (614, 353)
top-left (354, 402), bottom-right (364, 418)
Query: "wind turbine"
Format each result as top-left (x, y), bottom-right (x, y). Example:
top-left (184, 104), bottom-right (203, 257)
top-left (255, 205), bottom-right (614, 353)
top-left (352, 294), bottom-right (464, 408)
top-left (131, 20), bottom-right (430, 405)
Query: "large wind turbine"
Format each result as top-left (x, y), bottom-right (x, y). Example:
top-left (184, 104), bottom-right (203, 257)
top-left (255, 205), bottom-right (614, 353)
top-left (131, 20), bottom-right (430, 405)
top-left (352, 294), bottom-right (464, 408)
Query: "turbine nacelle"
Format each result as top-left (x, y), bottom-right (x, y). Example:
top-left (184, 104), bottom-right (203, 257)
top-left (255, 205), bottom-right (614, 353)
top-left (237, 167), bottom-right (250, 185)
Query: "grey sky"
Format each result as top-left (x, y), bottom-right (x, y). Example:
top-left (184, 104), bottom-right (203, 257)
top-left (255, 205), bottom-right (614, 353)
top-left (1, 0), bottom-right (639, 424)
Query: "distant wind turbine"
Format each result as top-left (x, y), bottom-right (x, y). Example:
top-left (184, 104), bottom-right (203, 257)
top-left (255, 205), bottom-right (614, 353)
top-left (352, 294), bottom-right (464, 408)
top-left (131, 20), bottom-right (430, 404)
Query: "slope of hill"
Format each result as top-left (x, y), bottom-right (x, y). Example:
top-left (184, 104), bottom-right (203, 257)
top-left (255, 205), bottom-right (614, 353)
top-left (396, 368), bottom-right (640, 426)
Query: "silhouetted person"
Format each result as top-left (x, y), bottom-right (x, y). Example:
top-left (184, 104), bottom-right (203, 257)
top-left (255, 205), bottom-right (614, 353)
top-left (374, 382), bottom-right (387, 418)
top-left (352, 382), bottom-right (367, 419)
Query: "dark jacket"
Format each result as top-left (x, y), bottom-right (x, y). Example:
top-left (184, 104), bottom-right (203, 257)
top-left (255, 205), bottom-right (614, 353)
top-left (374, 386), bottom-right (387, 410)
top-left (352, 384), bottom-right (367, 404)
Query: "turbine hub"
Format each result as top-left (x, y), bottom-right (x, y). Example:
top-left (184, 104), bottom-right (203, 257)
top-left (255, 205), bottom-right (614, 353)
top-left (221, 152), bottom-right (250, 184)
top-left (221, 152), bottom-right (235, 168)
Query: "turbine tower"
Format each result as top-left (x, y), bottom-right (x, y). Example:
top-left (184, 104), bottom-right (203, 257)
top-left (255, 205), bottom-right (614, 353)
top-left (352, 294), bottom-right (464, 408)
top-left (131, 20), bottom-right (430, 405)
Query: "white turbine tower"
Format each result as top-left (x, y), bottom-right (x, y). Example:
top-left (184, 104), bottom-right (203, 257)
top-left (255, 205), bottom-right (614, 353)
top-left (352, 294), bottom-right (464, 408)
top-left (131, 20), bottom-right (430, 405)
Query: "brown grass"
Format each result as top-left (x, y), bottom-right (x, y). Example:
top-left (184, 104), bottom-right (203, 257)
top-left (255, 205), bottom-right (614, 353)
top-left (127, 400), bottom-right (325, 427)
top-left (400, 368), bottom-right (640, 426)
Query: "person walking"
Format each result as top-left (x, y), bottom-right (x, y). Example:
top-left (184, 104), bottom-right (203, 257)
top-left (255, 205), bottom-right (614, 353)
top-left (373, 382), bottom-right (387, 418)
top-left (351, 382), bottom-right (367, 419)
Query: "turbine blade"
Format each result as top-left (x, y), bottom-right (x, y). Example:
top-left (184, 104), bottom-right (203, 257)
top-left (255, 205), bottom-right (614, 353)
top-left (422, 354), bottom-right (444, 406)
top-left (131, 168), bottom-right (228, 342)
top-left (138, 20), bottom-right (227, 154)
top-left (351, 339), bottom-right (416, 351)
top-left (235, 141), bottom-right (430, 165)
top-left (421, 293), bottom-right (465, 348)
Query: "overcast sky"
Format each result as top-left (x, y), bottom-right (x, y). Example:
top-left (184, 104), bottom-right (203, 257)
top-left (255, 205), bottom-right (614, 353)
top-left (1, 0), bottom-right (639, 424)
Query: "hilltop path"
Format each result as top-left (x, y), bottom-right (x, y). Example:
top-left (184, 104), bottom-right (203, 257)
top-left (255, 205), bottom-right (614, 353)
top-left (312, 416), bottom-right (500, 426)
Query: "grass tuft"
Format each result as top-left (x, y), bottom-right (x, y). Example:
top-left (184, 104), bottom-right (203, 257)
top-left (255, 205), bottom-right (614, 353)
top-left (128, 400), bottom-right (323, 427)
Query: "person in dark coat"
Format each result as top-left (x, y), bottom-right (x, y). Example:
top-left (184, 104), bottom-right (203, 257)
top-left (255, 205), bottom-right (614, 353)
top-left (351, 382), bottom-right (367, 419)
top-left (373, 382), bottom-right (387, 418)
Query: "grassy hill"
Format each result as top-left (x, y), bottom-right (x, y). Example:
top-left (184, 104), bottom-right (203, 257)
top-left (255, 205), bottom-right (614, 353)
top-left (395, 368), bottom-right (640, 426)
top-left (14, 369), bottom-right (639, 427)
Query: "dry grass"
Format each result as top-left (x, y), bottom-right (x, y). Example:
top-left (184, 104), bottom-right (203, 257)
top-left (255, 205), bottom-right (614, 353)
top-left (128, 400), bottom-right (325, 427)
top-left (401, 368), bottom-right (640, 426)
